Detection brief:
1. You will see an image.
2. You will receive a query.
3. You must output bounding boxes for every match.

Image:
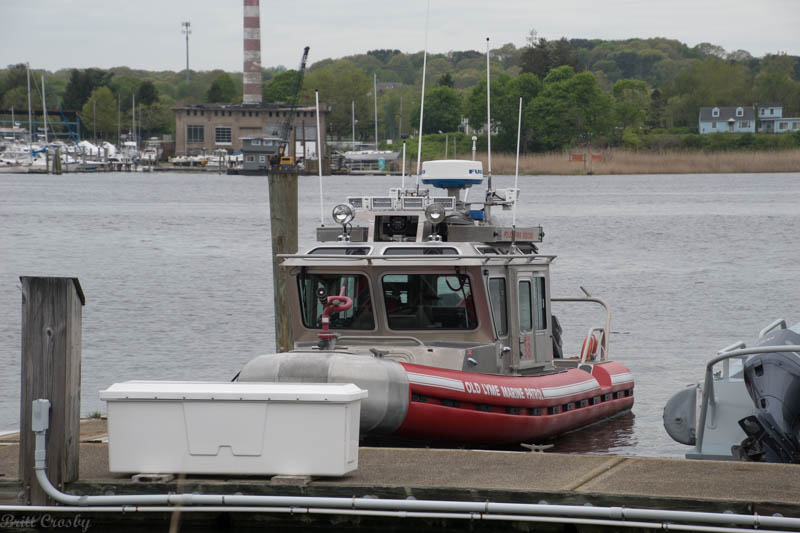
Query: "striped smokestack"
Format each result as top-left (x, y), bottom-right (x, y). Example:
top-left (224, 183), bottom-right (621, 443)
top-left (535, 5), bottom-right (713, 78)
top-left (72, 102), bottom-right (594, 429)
top-left (243, 0), bottom-right (262, 104)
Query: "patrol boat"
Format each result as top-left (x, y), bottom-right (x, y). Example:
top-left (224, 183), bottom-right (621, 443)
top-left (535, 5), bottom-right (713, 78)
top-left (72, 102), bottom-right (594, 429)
top-left (237, 160), bottom-right (634, 445)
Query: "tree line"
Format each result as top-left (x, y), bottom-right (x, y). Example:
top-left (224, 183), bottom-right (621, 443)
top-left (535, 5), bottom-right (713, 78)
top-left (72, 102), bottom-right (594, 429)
top-left (1, 33), bottom-right (799, 149)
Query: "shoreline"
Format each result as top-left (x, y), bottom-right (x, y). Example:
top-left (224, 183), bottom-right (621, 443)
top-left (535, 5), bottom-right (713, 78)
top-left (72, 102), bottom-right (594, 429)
top-left (435, 148), bottom-right (800, 176)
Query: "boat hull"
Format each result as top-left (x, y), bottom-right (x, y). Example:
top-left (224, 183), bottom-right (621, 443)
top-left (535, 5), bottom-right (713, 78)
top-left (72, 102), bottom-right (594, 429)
top-left (238, 352), bottom-right (634, 445)
top-left (398, 361), bottom-right (633, 444)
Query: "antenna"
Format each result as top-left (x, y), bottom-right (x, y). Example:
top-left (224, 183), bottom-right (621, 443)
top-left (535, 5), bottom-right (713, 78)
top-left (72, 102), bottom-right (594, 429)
top-left (182, 21), bottom-right (191, 83)
top-left (512, 96), bottom-right (522, 231)
top-left (485, 37), bottom-right (492, 191)
top-left (415, 0), bottom-right (431, 189)
top-left (316, 89), bottom-right (324, 226)
top-left (401, 141), bottom-right (406, 189)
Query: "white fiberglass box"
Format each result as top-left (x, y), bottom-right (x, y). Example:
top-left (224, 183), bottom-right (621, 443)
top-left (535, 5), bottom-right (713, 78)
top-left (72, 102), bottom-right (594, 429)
top-left (100, 381), bottom-right (367, 476)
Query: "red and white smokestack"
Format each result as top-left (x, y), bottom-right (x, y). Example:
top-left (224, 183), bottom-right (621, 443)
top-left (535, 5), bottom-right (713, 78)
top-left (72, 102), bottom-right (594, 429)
top-left (243, 0), bottom-right (262, 104)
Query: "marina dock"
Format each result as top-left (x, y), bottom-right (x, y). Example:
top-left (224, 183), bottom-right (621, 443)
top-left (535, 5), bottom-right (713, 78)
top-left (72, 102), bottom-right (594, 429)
top-left (1, 419), bottom-right (800, 531)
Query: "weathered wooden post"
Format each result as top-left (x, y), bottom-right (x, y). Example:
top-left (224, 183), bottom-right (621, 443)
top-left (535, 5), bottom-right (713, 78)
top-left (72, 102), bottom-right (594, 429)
top-left (19, 277), bottom-right (84, 505)
top-left (268, 170), bottom-right (298, 352)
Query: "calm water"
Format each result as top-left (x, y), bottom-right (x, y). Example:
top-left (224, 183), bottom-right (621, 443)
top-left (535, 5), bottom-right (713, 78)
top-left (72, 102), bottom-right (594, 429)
top-left (1, 171), bottom-right (799, 458)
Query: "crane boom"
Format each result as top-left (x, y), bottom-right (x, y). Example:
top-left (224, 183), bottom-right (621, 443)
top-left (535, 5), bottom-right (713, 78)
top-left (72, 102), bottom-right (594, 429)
top-left (278, 46), bottom-right (310, 157)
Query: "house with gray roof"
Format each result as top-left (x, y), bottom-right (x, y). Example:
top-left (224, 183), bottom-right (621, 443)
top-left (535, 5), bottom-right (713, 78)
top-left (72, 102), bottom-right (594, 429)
top-left (698, 106), bottom-right (755, 134)
top-left (757, 104), bottom-right (800, 133)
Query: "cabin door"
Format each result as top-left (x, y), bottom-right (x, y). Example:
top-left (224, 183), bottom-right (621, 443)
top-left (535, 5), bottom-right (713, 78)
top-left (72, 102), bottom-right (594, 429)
top-left (515, 272), bottom-right (549, 370)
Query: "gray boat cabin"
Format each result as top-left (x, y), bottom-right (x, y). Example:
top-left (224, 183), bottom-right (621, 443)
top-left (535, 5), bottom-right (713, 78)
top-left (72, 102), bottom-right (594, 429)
top-left (279, 163), bottom-right (609, 377)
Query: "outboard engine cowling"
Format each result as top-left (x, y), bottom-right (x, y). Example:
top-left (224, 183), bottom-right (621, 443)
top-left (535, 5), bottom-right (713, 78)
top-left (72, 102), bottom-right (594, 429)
top-left (734, 328), bottom-right (800, 463)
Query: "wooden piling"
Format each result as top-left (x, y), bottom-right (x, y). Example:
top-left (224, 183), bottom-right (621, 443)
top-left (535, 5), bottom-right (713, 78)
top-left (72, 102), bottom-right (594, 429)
top-left (19, 277), bottom-right (84, 505)
top-left (267, 170), bottom-right (298, 352)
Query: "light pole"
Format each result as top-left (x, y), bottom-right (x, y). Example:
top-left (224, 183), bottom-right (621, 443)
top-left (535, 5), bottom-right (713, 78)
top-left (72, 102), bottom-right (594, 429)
top-left (471, 135), bottom-right (477, 161)
top-left (182, 21), bottom-right (191, 83)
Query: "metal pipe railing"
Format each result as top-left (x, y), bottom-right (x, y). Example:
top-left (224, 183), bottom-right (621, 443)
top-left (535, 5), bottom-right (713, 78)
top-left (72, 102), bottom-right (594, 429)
top-left (26, 399), bottom-right (800, 531)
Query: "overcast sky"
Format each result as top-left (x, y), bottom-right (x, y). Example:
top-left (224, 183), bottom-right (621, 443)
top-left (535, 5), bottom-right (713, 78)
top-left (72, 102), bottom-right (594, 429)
top-left (2, 0), bottom-right (799, 73)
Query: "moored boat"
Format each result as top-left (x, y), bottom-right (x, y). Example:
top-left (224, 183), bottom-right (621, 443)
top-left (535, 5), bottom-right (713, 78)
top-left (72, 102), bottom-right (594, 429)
top-left (664, 318), bottom-right (800, 462)
top-left (237, 159), bottom-right (635, 445)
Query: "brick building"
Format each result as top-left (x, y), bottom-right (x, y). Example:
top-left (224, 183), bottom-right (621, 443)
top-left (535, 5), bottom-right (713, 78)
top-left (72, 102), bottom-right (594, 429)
top-left (173, 103), bottom-right (328, 157)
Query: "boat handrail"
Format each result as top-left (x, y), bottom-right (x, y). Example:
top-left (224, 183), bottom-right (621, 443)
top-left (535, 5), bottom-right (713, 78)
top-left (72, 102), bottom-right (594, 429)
top-left (278, 253), bottom-right (557, 265)
top-left (580, 327), bottom-right (607, 364)
top-left (758, 318), bottom-right (786, 338)
top-left (695, 344), bottom-right (800, 454)
top-left (337, 335), bottom-right (425, 347)
top-left (552, 287), bottom-right (611, 360)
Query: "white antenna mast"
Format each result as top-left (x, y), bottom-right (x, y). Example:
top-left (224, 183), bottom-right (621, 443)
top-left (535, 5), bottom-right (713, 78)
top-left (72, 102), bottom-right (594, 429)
top-left (415, 0), bottom-right (431, 189)
top-left (401, 141), bottom-right (406, 188)
top-left (316, 89), bottom-right (324, 226)
top-left (512, 96), bottom-right (522, 230)
top-left (485, 37), bottom-right (492, 191)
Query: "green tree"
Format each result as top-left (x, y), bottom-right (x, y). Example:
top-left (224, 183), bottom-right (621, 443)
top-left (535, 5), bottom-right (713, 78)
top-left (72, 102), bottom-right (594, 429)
top-left (612, 78), bottom-right (648, 136)
top-left (63, 68), bottom-right (112, 110)
top-left (437, 72), bottom-right (454, 88)
top-left (263, 69), bottom-right (299, 103)
top-left (81, 86), bottom-right (117, 139)
top-left (411, 86), bottom-right (462, 134)
top-left (466, 73), bottom-right (542, 151)
top-left (138, 100), bottom-right (174, 136)
top-left (525, 66), bottom-right (612, 151)
top-left (205, 72), bottom-right (238, 103)
top-left (137, 80), bottom-right (159, 106)
top-left (303, 60), bottom-right (371, 139)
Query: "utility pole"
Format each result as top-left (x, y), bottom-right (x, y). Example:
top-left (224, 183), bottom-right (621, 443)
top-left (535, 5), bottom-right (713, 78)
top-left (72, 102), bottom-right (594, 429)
top-left (182, 21), bottom-right (191, 83)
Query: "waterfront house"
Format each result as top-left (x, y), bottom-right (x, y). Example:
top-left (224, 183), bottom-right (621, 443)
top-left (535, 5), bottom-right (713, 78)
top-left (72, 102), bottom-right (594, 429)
top-left (757, 104), bottom-right (800, 133)
top-left (240, 135), bottom-right (282, 174)
top-left (698, 106), bottom-right (755, 134)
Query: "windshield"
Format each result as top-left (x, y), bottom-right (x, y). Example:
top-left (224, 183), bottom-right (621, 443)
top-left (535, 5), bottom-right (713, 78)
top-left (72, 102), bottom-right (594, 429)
top-left (382, 273), bottom-right (477, 330)
top-left (297, 273), bottom-right (374, 330)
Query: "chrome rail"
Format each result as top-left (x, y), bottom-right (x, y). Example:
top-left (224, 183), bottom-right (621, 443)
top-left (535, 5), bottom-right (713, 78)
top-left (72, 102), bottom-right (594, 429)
top-left (759, 318), bottom-right (787, 338)
top-left (552, 286), bottom-right (611, 361)
top-left (278, 253), bottom-right (557, 265)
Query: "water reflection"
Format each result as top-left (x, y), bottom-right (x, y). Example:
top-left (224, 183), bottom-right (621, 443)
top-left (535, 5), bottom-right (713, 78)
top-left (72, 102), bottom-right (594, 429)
top-left (546, 411), bottom-right (637, 455)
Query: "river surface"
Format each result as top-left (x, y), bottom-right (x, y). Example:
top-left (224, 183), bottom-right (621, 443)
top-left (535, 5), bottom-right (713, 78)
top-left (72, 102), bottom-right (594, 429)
top-left (1, 171), bottom-right (799, 458)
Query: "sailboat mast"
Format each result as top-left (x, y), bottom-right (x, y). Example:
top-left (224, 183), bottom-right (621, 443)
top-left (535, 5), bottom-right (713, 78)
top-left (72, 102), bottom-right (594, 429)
top-left (41, 74), bottom-right (48, 144)
top-left (26, 65), bottom-right (32, 156)
top-left (132, 94), bottom-right (136, 149)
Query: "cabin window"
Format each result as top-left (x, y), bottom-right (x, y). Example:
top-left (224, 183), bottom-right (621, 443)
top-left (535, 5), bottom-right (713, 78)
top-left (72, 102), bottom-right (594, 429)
top-left (245, 155), bottom-right (255, 162)
top-left (711, 107), bottom-right (719, 117)
top-left (186, 125), bottom-right (204, 143)
top-left (309, 247), bottom-right (370, 255)
top-left (382, 273), bottom-right (477, 330)
top-left (533, 277), bottom-right (547, 330)
top-left (519, 280), bottom-right (532, 332)
top-left (488, 278), bottom-right (507, 337)
top-left (297, 273), bottom-right (374, 330)
top-left (252, 139), bottom-right (261, 146)
top-left (384, 247), bottom-right (457, 255)
top-left (736, 107), bottom-right (744, 117)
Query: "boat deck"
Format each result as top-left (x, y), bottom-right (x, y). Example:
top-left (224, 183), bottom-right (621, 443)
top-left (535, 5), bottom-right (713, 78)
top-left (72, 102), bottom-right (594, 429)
top-left (2, 419), bottom-right (800, 530)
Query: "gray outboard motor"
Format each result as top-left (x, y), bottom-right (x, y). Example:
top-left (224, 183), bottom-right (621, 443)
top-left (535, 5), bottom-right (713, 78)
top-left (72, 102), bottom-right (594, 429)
top-left (733, 328), bottom-right (800, 463)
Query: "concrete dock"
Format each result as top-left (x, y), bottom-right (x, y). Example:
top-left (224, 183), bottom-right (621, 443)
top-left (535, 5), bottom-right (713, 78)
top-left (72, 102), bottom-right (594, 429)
top-left (2, 419), bottom-right (800, 531)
